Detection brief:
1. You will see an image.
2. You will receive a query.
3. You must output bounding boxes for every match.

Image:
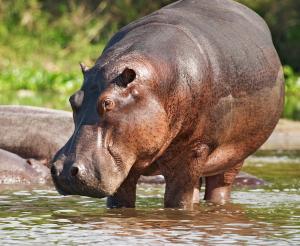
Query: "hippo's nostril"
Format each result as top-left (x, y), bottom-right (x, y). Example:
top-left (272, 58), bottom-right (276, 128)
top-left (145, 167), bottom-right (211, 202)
top-left (51, 165), bottom-right (57, 176)
top-left (70, 166), bottom-right (79, 177)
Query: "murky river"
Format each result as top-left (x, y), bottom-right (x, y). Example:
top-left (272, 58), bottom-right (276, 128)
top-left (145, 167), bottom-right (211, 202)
top-left (0, 155), bottom-right (299, 245)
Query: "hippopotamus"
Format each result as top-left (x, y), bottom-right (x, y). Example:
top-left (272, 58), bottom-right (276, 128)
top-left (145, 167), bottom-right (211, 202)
top-left (51, 0), bottom-right (284, 208)
top-left (0, 149), bottom-right (51, 185)
top-left (0, 106), bottom-right (73, 167)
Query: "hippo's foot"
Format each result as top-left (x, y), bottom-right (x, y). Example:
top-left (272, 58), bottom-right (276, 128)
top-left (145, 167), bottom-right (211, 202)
top-left (204, 161), bottom-right (243, 204)
top-left (106, 172), bottom-right (139, 208)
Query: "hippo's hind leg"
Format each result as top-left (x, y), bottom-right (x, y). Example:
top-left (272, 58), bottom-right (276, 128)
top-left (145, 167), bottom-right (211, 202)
top-left (107, 172), bottom-right (140, 208)
top-left (204, 161), bottom-right (243, 204)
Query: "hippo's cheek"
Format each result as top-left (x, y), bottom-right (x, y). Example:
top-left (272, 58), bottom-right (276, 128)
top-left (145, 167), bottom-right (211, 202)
top-left (111, 99), bottom-right (170, 162)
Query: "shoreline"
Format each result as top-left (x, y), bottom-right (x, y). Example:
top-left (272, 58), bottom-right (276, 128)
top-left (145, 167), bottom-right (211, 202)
top-left (260, 119), bottom-right (300, 151)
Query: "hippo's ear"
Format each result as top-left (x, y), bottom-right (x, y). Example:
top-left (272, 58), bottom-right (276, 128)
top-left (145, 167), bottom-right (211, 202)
top-left (118, 68), bottom-right (136, 87)
top-left (79, 62), bottom-right (89, 75)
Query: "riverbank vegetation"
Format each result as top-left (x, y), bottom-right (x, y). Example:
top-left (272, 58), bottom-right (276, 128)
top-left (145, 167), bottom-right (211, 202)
top-left (0, 0), bottom-right (299, 119)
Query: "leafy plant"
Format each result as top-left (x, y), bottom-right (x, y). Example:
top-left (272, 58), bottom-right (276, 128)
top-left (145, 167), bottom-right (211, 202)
top-left (0, 0), bottom-right (299, 119)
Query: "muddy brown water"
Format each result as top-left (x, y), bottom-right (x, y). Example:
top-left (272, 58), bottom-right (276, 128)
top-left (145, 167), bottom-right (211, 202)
top-left (0, 155), bottom-right (299, 245)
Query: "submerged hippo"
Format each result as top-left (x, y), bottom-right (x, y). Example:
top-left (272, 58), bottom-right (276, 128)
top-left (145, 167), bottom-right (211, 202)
top-left (0, 149), bottom-right (51, 185)
top-left (51, 0), bottom-right (284, 208)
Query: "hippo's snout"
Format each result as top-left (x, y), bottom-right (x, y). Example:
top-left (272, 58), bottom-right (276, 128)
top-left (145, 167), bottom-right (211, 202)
top-left (51, 158), bottom-right (105, 198)
top-left (51, 137), bottom-right (131, 199)
top-left (51, 161), bottom-right (87, 181)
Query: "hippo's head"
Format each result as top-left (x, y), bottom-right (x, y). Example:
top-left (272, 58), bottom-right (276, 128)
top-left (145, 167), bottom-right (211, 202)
top-left (50, 20), bottom-right (206, 199)
top-left (51, 52), bottom-right (184, 198)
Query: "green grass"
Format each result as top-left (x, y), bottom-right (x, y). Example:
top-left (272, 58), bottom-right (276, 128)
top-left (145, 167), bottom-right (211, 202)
top-left (0, 66), bottom-right (83, 110)
top-left (0, 28), bottom-right (105, 110)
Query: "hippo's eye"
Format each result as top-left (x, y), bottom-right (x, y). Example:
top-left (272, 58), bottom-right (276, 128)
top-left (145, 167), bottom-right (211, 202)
top-left (117, 68), bottom-right (136, 87)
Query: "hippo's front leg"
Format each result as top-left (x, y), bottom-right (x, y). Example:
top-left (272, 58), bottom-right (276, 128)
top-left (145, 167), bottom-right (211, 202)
top-left (163, 173), bottom-right (200, 209)
top-left (106, 172), bottom-right (140, 208)
top-left (161, 144), bottom-right (210, 209)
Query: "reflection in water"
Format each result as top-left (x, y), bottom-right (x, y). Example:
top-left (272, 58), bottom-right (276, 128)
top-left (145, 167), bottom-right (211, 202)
top-left (0, 185), bottom-right (299, 245)
top-left (76, 205), bottom-right (270, 245)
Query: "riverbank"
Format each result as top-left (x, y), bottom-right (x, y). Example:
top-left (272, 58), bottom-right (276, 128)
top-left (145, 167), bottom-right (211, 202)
top-left (261, 119), bottom-right (300, 151)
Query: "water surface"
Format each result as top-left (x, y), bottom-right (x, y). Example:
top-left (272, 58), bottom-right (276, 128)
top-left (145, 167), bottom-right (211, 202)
top-left (0, 156), bottom-right (299, 245)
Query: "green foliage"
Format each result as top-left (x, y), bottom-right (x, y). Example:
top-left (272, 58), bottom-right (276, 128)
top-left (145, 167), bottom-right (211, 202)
top-left (0, 0), bottom-right (299, 119)
top-left (0, 0), bottom-right (105, 110)
top-left (0, 1), bottom-right (105, 67)
top-left (284, 66), bottom-right (300, 94)
top-left (0, 67), bottom-right (80, 92)
top-left (283, 66), bottom-right (300, 120)
top-left (0, 66), bottom-right (82, 110)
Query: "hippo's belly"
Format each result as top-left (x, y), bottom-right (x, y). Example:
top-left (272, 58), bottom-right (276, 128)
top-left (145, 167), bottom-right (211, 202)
top-left (200, 75), bottom-right (284, 176)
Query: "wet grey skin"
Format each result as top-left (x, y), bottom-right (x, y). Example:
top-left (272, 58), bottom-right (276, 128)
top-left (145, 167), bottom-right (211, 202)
top-left (51, 0), bottom-right (284, 209)
top-left (0, 149), bottom-right (50, 185)
top-left (0, 105), bottom-right (73, 167)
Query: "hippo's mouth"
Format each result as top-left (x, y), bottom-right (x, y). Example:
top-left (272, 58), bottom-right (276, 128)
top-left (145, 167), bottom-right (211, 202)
top-left (51, 166), bottom-right (108, 198)
top-left (51, 147), bottom-right (126, 199)
top-left (53, 176), bottom-right (107, 198)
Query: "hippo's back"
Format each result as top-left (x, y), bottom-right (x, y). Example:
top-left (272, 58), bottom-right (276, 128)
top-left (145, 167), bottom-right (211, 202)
top-left (160, 0), bottom-right (280, 92)
top-left (105, 0), bottom-right (280, 95)
top-left (157, 0), bottom-right (284, 148)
